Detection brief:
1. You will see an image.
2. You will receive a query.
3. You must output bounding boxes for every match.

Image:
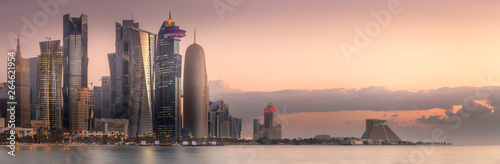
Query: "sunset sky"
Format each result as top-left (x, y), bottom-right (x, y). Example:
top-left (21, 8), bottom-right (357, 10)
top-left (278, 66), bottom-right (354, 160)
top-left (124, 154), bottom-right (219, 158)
top-left (1, 0), bottom-right (500, 144)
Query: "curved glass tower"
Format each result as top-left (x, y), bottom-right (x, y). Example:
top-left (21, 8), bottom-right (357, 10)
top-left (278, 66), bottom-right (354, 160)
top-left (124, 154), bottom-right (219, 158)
top-left (183, 34), bottom-right (209, 138)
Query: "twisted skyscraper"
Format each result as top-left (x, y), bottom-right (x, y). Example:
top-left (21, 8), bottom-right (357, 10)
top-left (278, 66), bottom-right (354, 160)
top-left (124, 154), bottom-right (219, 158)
top-left (109, 19), bottom-right (155, 137)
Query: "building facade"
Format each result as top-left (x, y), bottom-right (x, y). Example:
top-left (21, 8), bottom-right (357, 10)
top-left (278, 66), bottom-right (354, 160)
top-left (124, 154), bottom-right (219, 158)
top-left (71, 88), bottom-right (94, 132)
top-left (253, 119), bottom-right (261, 140)
top-left (29, 57), bottom-right (39, 120)
top-left (230, 117), bottom-right (242, 138)
top-left (208, 100), bottom-right (230, 138)
top-left (92, 118), bottom-right (129, 137)
top-left (37, 40), bottom-right (63, 130)
top-left (63, 14), bottom-right (88, 130)
top-left (253, 103), bottom-right (282, 140)
top-left (93, 86), bottom-right (102, 118)
top-left (101, 76), bottom-right (112, 118)
top-left (183, 36), bottom-right (209, 139)
top-left (154, 13), bottom-right (185, 138)
top-left (361, 119), bottom-right (401, 144)
top-left (10, 36), bottom-right (31, 128)
top-left (110, 19), bottom-right (155, 137)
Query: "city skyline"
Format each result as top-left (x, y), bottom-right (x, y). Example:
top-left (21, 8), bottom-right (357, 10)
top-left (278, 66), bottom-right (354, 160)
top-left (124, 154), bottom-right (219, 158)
top-left (1, 0), bottom-right (500, 145)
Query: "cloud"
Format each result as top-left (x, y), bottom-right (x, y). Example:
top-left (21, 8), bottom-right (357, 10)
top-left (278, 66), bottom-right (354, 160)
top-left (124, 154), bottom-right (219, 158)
top-left (208, 80), bottom-right (500, 144)
top-left (413, 101), bottom-right (500, 145)
top-left (415, 115), bottom-right (444, 124)
top-left (208, 79), bottom-right (241, 94)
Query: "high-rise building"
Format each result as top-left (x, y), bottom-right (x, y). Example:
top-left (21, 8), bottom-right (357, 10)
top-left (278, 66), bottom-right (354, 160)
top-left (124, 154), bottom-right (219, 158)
top-left (208, 100), bottom-right (230, 138)
top-left (230, 116), bottom-right (242, 138)
top-left (110, 19), bottom-right (155, 137)
top-left (93, 86), bottom-right (102, 118)
top-left (253, 119), bottom-right (261, 140)
top-left (101, 76), bottom-right (112, 118)
top-left (63, 13), bottom-right (88, 130)
top-left (154, 12), bottom-right (185, 138)
top-left (38, 40), bottom-right (63, 130)
top-left (29, 57), bottom-right (39, 120)
top-left (183, 33), bottom-right (209, 138)
top-left (254, 103), bottom-right (282, 140)
top-left (107, 53), bottom-right (116, 117)
top-left (29, 57), bottom-right (38, 104)
top-left (71, 88), bottom-right (94, 132)
top-left (9, 36), bottom-right (31, 128)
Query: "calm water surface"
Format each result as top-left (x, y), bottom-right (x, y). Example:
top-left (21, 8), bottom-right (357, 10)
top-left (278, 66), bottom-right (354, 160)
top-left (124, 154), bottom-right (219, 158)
top-left (2, 145), bottom-right (499, 164)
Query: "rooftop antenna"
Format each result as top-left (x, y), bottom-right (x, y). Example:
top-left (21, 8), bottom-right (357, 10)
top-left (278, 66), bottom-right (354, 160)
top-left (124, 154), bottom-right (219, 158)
top-left (194, 29), bottom-right (196, 43)
top-left (131, 10), bottom-right (133, 20)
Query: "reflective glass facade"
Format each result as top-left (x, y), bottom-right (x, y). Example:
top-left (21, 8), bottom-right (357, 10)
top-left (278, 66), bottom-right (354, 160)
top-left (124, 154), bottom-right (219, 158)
top-left (111, 20), bottom-right (155, 137)
top-left (63, 14), bottom-right (88, 130)
top-left (154, 18), bottom-right (185, 138)
top-left (101, 76), bottom-right (112, 118)
top-left (38, 40), bottom-right (63, 130)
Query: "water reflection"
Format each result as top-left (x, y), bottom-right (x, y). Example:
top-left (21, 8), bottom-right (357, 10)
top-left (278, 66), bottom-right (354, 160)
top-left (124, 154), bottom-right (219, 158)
top-left (1, 145), bottom-right (499, 164)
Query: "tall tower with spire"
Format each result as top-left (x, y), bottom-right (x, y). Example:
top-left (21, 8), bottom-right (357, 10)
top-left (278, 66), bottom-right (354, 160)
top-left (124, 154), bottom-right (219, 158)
top-left (10, 35), bottom-right (31, 127)
top-left (183, 30), bottom-right (209, 138)
top-left (154, 12), bottom-right (186, 138)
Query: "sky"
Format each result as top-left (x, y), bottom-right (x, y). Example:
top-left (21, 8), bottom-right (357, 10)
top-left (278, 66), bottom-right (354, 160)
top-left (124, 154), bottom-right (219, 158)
top-left (1, 0), bottom-right (500, 144)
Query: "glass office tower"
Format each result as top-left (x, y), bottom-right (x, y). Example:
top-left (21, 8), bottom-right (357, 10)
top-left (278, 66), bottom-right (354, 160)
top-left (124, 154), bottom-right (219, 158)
top-left (111, 19), bottom-right (155, 137)
top-left (154, 13), bottom-right (185, 138)
top-left (63, 13), bottom-right (88, 130)
top-left (38, 40), bottom-right (63, 130)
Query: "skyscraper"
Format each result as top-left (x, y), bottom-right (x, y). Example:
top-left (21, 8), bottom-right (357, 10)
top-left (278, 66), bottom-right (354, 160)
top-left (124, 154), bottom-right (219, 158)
top-left (111, 19), bottom-right (155, 137)
top-left (183, 32), bottom-right (209, 138)
top-left (230, 116), bottom-right (242, 138)
top-left (29, 57), bottom-right (39, 120)
top-left (101, 76), bottom-right (112, 118)
top-left (208, 100), bottom-right (230, 138)
top-left (253, 119), bottom-right (261, 140)
top-left (29, 57), bottom-right (38, 105)
top-left (107, 53), bottom-right (116, 117)
top-left (9, 36), bottom-right (31, 128)
top-left (63, 13), bottom-right (88, 130)
top-left (38, 40), bottom-right (63, 130)
top-left (260, 103), bottom-right (282, 139)
top-left (71, 88), bottom-right (94, 132)
top-left (154, 12), bottom-right (185, 138)
top-left (93, 86), bottom-right (102, 118)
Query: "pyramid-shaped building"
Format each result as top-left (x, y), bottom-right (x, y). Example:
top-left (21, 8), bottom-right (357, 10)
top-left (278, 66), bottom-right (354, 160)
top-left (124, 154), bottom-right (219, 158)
top-left (361, 119), bottom-right (401, 143)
